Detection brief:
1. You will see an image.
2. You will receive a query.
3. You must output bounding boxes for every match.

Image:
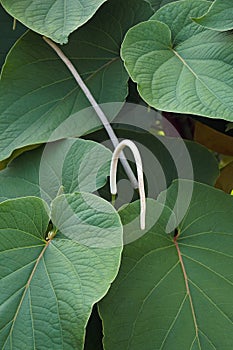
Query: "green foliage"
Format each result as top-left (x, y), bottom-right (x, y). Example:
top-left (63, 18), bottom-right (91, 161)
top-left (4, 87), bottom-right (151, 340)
top-left (0, 6), bottom-right (26, 68)
top-left (194, 0), bottom-right (233, 31)
top-left (147, 0), bottom-right (179, 11)
top-left (1, 0), bottom-right (233, 348)
top-left (100, 181), bottom-right (233, 349)
top-left (0, 194), bottom-right (123, 349)
top-left (121, 0), bottom-right (233, 121)
top-left (0, 0), bottom-right (107, 44)
top-left (0, 138), bottom-right (112, 203)
top-left (0, 0), bottom-right (152, 163)
top-left (111, 127), bottom-right (220, 189)
top-left (148, 0), bottom-right (214, 11)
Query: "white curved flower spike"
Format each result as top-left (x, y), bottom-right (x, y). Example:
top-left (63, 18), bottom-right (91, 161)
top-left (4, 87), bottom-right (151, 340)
top-left (110, 139), bottom-right (146, 230)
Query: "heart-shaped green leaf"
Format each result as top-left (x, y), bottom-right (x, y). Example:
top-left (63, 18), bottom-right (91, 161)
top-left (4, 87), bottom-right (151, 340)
top-left (0, 138), bottom-right (111, 204)
top-left (0, 0), bottom-right (107, 44)
top-left (0, 192), bottom-right (122, 349)
top-left (194, 0), bottom-right (233, 32)
top-left (99, 180), bottom-right (233, 349)
top-left (121, 0), bottom-right (233, 121)
top-left (0, 0), bottom-right (153, 163)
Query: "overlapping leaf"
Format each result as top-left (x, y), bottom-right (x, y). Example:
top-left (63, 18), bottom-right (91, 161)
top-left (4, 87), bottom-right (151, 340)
top-left (0, 5), bottom-right (26, 69)
top-left (0, 0), bottom-right (153, 163)
top-left (0, 0), bottom-right (107, 44)
top-left (0, 138), bottom-right (111, 204)
top-left (148, 0), bottom-right (213, 11)
top-left (0, 112), bottom-right (219, 206)
top-left (99, 180), bottom-right (233, 349)
top-left (121, 0), bottom-right (233, 121)
top-left (0, 192), bottom-right (123, 349)
top-left (194, 0), bottom-right (233, 31)
top-left (147, 0), bottom-right (179, 11)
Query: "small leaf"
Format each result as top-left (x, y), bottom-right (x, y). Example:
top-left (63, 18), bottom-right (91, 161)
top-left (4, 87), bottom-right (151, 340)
top-left (99, 180), bottom-right (233, 349)
top-left (0, 193), bottom-right (123, 349)
top-left (0, 0), bottom-right (107, 44)
top-left (0, 0), bottom-right (153, 162)
top-left (226, 122), bottom-right (233, 132)
top-left (121, 0), bottom-right (233, 121)
top-left (194, 0), bottom-right (233, 32)
top-left (0, 138), bottom-right (111, 204)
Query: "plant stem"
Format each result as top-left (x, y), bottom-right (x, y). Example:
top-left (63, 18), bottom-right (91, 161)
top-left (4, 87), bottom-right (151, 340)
top-left (43, 36), bottom-right (138, 189)
top-left (110, 139), bottom-right (146, 230)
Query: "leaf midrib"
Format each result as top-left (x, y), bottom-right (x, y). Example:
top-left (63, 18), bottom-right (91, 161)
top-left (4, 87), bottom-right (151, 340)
top-left (174, 238), bottom-right (201, 349)
top-left (2, 241), bottom-right (50, 349)
top-left (170, 47), bottom-right (232, 112)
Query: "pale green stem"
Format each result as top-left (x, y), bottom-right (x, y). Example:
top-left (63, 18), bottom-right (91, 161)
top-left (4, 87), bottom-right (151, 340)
top-left (110, 139), bottom-right (146, 230)
top-left (43, 36), bottom-right (138, 189)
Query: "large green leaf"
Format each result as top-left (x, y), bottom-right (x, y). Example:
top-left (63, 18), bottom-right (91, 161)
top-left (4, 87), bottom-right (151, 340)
top-left (121, 0), bottom-right (233, 121)
top-left (0, 0), bottom-right (107, 44)
top-left (0, 193), bottom-right (123, 349)
top-left (0, 0), bottom-right (153, 163)
top-left (0, 138), bottom-right (111, 204)
top-left (194, 0), bottom-right (233, 31)
top-left (0, 5), bottom-right (26, 69)
top-left (99, 180), bottom-right (233, 349)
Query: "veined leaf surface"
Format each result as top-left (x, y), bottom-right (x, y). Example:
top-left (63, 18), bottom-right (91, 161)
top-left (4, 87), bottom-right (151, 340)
top-left (0, 138), bottom-right (112, 204)
top-left (0, 0), bottom-right (153, 162)
top-left (194, 0), bottom-right (233, 32)
top-left (99, 180), bottom-right (233, 349)
top-left (0, 0), bottom-right (107, 44)
top-left (121, 0), bottom-right (233, 121)
top-left (0, 193), bottom-right (123, 349)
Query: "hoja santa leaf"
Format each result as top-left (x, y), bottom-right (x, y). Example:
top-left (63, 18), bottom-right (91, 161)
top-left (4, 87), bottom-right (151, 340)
top-left (194, 0), bottom-right (233, 32)
top-left (99, 180), bottom-right (233, 349)
top-left (0, 192), bottom-right (123, 349)
top-left (0, 0), bottom-right (107, 44)
top-left (0, 0), bottom-right (153, 163)
top-left (121, 0), bottom-right (233, 121)
top-left (0, 138), bottom-right (111, 204)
